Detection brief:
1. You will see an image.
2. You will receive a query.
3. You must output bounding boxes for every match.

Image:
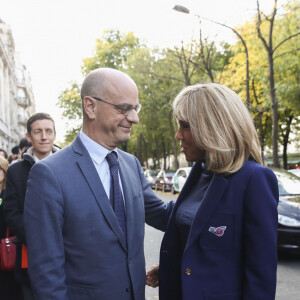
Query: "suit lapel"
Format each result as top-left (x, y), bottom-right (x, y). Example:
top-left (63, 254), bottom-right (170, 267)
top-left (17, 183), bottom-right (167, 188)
top-left (184, 173), bottom-right (229, 253)
top-left (73, 136), bottom-right (127, 251)
top-left (163, 162), bottom-right (202, 245)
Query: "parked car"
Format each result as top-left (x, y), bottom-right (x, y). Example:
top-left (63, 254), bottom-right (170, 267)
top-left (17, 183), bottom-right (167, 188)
top-left (273, 168), bottom-right (300, 252)
top-left (154, 170), bottom-right (176, 192)
top-left (288, 168), bottom-right (300, 178)
top-left (171, 167), bottom-right (192, 194)
top-left (144, 169), bottom-right (159, 189)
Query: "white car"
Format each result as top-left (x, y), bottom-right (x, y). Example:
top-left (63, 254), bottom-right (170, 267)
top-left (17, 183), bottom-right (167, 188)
top-left (288, 168), bottom-right (300, 178)
top-left (171, 167), bottom-right (192, 194)
top-left (144, 169), bottom-right (159, 188)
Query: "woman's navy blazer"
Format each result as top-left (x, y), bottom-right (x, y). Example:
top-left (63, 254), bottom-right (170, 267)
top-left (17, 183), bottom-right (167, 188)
top-left (159, 160), bottom-right (279, 300)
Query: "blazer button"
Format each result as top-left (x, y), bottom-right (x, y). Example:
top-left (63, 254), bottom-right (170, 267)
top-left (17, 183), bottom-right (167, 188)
top-left (185, 268), bottom-right (192, 276)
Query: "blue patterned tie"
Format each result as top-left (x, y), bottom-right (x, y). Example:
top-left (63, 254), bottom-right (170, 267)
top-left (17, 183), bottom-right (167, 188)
top-left (106, 152), bottom-right (127, 239)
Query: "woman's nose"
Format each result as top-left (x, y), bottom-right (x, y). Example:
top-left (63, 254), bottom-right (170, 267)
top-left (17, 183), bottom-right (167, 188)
top-left (176, 128), bottom-right (183, 140)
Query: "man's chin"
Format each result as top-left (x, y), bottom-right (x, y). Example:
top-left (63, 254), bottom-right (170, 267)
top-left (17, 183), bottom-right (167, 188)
top-left (35, 149), bottom-right (52, 156)
top-left (118, 134), bottom-right (131, 144)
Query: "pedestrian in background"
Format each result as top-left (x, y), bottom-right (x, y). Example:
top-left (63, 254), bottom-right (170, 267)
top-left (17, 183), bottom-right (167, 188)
top-left (0, 155), bottom-right (23, 300)
top-left (146, 83), bottom-right (278, 300)
top-left (18, 138), bottom-right (32, 158)
top-left (0, 149), bottom-right (8, 160)
top-left (9, 145), bottom-right (20, 164)
top-left (4, 112), bottom-right (58, 300)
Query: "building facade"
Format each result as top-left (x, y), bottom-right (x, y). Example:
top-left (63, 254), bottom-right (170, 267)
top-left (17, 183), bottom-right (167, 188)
top-left (0, 19), bottom-right (35, 155)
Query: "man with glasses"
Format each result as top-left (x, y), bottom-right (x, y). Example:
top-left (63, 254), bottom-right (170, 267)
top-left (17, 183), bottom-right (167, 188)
top-left (24, 68), bottom-right (173, 300)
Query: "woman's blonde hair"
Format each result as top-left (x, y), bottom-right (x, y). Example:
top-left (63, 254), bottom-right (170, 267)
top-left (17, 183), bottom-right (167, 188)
top-left (0, 156), bottom-right (9, 191)
top-left (173, 83), bottom-right (262, 174)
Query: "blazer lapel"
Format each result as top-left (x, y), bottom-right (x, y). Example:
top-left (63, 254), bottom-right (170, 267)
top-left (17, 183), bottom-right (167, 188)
top-left (184, 173), bottom-right (229, 252)
top-left (73, 136), bottom-right (127, 251)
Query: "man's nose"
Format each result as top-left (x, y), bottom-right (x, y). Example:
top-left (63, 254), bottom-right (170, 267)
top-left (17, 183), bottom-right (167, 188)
top-left (126, 109), bottom-right (139, 124)
top-left (41, 131), bottom-right (47, 139)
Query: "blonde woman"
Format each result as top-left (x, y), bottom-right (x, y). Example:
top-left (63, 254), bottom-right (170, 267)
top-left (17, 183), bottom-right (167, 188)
top-left (146, 83), bottom-right (278, 300)
top-left (0, 155), bottom-right (23, 299)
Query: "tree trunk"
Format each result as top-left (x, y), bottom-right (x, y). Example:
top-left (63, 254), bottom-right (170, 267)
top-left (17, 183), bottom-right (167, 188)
top-left (256, 0), bottom-right (280, 167)
top-left (137, 134), bottom-right (143, 165)
top-left (268, 54), bottom-right (280, 167)
top-left (162, 138), bottom-right (167, 170)
top-left (168, 113), bottom-right (179, 170)
top-left (258, 111), bottom-right (265, 163)
top-left (282, 115), bottom-right (293, 170)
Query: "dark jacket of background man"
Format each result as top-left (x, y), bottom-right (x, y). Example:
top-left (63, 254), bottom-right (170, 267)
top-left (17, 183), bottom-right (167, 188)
top-left (4, 146), bottom-right (59, 285)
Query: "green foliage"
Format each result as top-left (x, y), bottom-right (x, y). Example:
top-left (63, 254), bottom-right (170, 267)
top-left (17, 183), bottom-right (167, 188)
top-left (57, 1), bottom-right (300, 167)
top-left (81, 29), bottom-right (141, 75)
top-left (58, 82), bottom-right (81, 120)
top-left (57, 82), bottom-right (82, 144)
top-left (222, 0), bottom-right (300, 158)
top-left (57, 29), bottom-right (240, 165)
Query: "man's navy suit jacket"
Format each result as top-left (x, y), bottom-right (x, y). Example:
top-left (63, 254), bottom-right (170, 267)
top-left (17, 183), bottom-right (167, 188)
top-left (24, 135), bottom-right (173, 300)
top-left (159, 160), bottom-right (279, 300)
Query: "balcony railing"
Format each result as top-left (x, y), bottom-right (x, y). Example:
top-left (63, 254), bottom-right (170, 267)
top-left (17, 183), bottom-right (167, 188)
top-left (16, 96), bottom-right (29, 107)
top-left (18, 114), bottom-right (27, 125)
top-left (16, 78), bottom-right (26, 87)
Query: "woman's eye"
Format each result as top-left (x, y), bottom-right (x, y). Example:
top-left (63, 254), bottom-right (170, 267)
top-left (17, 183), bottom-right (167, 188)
top-left (181, 122), bottom-right (190, 129)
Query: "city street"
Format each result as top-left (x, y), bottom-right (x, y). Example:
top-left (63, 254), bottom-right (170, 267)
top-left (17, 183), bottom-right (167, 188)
top-left (144, 191), bottom-right (300, 300)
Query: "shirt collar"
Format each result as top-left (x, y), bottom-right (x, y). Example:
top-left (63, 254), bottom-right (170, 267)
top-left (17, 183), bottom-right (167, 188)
top-left (79, 130), bottom-right (118, 165)
top-left (33, 151), bottom-right (53, 163)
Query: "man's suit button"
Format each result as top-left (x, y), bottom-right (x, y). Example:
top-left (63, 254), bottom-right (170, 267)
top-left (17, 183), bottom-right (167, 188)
top-left (185, 268), bottom-right (192, 276)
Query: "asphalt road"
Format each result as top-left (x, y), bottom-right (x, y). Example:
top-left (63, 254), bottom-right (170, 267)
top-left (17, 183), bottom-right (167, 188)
top-left (144, 191), bottom-right (300, 300)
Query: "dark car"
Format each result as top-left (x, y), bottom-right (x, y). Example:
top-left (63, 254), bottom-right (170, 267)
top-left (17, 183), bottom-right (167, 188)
top-left (273, 168), bottom-right (300, 252)
top-left (154, 170), bottom-right (175, 192)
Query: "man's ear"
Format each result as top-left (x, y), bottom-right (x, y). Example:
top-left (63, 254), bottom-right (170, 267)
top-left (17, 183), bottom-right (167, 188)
top-left (26, 132), bottom-right (32, 143)
top-left (83, 97), bottom-right (96, 120)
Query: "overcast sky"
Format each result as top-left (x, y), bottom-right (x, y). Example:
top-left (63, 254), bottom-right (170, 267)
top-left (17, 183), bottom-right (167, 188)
top-left (1, 0), bottom-right (281, 141)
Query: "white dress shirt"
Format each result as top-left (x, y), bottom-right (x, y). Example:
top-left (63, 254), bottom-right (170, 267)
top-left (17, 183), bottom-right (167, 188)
top-left (33, 150), bottom-right (53, 163)
top-left (79, 130), bottom-right (124, 200)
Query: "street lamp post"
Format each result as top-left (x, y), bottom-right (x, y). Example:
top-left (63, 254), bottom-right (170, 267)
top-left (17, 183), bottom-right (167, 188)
top-left (173, 5), bottom-right (250, 107)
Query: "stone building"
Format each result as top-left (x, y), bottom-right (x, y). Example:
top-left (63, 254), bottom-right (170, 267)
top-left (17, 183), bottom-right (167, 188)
top-left (0, 19), bottom-right (35, 155)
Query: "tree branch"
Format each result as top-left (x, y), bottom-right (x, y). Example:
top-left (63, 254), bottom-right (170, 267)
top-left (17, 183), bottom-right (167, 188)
top-left (274, 32), bottom-right (300, 53)
top-left (274, 47), bottom-right (300, 60)
top-left (256, 0), bottom-right (271, 52)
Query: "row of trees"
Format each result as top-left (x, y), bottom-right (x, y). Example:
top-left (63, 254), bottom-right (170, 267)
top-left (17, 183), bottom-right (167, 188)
top-left (58, 0), bottom-right (300, 169)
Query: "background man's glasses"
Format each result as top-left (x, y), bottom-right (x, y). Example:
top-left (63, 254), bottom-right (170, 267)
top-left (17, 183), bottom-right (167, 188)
top-left (90, 96), bottom-right (142, 116)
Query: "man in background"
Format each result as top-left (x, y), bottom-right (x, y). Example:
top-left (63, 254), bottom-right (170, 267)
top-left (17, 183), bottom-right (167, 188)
top-left (19, 138), bottom-right (32, 158)
top-left (4, 112), bottom-right (59, 300)
top-left (9, 145), bottom-right (20, 164)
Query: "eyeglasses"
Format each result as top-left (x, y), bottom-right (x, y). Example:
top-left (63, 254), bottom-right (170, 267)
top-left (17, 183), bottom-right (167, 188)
top-left (90, 96), bottom-right (142, 116)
